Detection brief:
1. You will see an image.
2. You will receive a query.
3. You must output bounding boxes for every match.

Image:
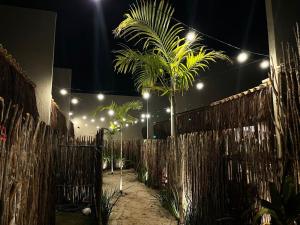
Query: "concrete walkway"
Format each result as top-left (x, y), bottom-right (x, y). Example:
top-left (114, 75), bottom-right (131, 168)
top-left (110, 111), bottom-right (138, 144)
top-left (103, 169), bottom-right (177, 225)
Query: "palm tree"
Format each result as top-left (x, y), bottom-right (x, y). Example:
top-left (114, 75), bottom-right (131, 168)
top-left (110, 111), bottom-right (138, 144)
top-left (103, 127), bottom-right (118, 174)
top-left (95, 101), bottom-right (143, 193)
top-left (113, 0), bottom-right (229, 222)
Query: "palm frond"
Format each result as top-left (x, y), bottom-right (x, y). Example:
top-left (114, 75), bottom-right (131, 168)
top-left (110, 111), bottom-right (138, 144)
top-left (113, 0), bottom-right (230, 97)
top-left (95, 101), bottom-right (143, 128)
top-left (113, 0), bottom-right (184, 58)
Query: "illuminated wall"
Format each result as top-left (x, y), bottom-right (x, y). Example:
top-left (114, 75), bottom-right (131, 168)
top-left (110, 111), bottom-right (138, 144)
top-left (52, 68), bottom-right (72, 121)
top-left (0, 5), bottom-right (57, 123)
top-left (69, 93), bottom-right (169, 139)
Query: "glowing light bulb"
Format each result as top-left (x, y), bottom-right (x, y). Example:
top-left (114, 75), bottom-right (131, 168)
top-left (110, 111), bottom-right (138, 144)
top-left (237, 52), bottom-right (249, 63)
top-left (196, 82), bottom-right (204, 90)
top-left (100, 117), bottom-right (105, 122)
top-left (71, 98), bottom-right (79, 105)
top-left (166, 108), bottom-right (171, 113)
top-left (108, 110), bottom-right (114, 116)
top-left (60, 89), bottom-right (68, 96)
top-left (260, 59), bottom-right (270, 69)
top-left (142, 92), bottom-right (150, 100)
top-left (97, 93), bottom-right (104, 101)
top-left (186, 31), bottom-right (196, 42)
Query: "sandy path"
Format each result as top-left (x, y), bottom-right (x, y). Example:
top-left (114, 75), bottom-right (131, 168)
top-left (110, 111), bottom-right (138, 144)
top-left (103, 169), bottom-right (177, 225)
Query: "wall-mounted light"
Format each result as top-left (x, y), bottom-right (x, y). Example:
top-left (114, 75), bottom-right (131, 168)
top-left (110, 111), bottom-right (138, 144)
top-left (71, 98), bottom-right (79, 105)
top-left (97, 93), bottom-right (105, 101)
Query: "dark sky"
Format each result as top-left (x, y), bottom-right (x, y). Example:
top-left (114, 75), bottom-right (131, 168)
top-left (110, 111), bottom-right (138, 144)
top-left (0, 0), bottom-right (269, 96)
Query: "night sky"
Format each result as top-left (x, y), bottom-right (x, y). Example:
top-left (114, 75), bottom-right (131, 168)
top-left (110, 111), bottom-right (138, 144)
top-left (0, 0), bottom-right (269, 96)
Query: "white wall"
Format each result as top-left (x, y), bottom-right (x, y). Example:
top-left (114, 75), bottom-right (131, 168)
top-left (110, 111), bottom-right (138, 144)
top-left (69, 92), bottom-right (170, 139)
top-left (52, 68), bottom-right (72, 121)
top-left (0, 5), bottom-right (57, 123)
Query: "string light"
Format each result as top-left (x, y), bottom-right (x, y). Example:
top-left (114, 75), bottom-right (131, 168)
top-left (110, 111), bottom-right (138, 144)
top-left (82, 115), bottom-right (87, 120)
top-left (260, 59), bottom-right (270, 69)
top-left (237, 52), bottom-right (249, 63)
top-left (196, 82), bottom-right (204, 90)
top-left (100, 117), bottom-right (105, 122)
top-left (71, 98), bottom-right (79, 105)
top-left (166, 108), bottom-right (171, 113)
top-left (186, 31), bottom-right (196, 42)
top-left (68, 112), bottom-right (73, 116)
top-left (60, 89), bottom-right (68, 96)
top-left (91, 119), bottom-right (95, 123)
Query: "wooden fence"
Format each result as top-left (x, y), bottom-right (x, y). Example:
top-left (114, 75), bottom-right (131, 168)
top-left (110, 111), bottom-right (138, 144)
top-left (116, 33), bottom-right (300, 224)
top-left (107, 85), bottom-right (287, 224)
top-left (55, 137), bottom-right (98, 205)
top-left (0, 97), bottom-right (56, 225)
top-left (103, 139), bottom-right (141, 169)
top-left (55, 130), bottom-right (104, 224)
top-left (0, 45), bottom-right (39, 119)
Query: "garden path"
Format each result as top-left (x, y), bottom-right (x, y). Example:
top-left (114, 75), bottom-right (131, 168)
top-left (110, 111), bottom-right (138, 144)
top-left (103, 169), bottom-right (177, 225)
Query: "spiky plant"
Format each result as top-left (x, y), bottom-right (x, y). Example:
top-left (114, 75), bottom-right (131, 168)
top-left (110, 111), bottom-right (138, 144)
top-left (100, 190), bottom-right (120, 225)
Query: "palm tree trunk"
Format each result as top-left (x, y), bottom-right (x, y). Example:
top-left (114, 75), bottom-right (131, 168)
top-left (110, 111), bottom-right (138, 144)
top-left (111, 139), bottom-right (114, 174)
top-left (170, 90), bottom-right (184, 225)
top-left (120, 130), bottom-right (123, 193)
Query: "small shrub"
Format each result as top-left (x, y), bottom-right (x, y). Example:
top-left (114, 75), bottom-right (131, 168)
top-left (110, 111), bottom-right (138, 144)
top-left (156, 187), bottom-right (179, 221)
top-left (100, 189), bottom-right (120, 225)
top-left (137, 166), bottom-right (148, 183)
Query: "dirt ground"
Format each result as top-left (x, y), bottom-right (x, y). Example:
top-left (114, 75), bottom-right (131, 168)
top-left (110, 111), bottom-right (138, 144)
top-left (103, 169), bottom-right (177, 225)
